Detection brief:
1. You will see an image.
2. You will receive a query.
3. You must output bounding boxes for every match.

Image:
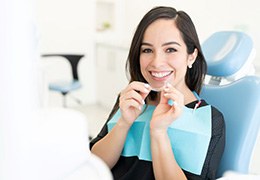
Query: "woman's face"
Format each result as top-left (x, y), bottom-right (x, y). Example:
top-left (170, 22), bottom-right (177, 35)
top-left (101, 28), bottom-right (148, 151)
top-left (140, 19), bottom-right (197, 91)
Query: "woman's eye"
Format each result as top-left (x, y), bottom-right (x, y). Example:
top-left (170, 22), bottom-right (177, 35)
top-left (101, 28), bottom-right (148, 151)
top-left (166, 48), bottom-right (176, 53)
top-left (142, 48), bottom-right (152, 53)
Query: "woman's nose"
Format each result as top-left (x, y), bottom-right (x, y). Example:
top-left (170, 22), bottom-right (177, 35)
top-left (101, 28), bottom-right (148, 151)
top-left (151, 52), bottom-right (165, 67)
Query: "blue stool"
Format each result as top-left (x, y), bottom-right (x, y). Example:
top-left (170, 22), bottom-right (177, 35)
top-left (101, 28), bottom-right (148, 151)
top-left (42, 54), bottom-right (84, 107)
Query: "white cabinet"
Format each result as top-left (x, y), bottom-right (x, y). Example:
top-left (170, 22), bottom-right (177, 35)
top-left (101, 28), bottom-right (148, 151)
top-left (96, 43), bottom-right (129, 108)
top-left (96, 0), bottom-right (115, 31)
top-left (95, 0), bottom-right (131, 108)
top-left (95, 0), bottom-right (125, 34)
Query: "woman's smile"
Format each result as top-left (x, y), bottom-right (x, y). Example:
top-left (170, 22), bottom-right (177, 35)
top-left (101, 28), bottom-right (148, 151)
top-left (149, 70), bottom-right (173, 86)
top-left (148, 70), bottom-right (173, 90)
top-left (150, 71), bottom-right (173, 79)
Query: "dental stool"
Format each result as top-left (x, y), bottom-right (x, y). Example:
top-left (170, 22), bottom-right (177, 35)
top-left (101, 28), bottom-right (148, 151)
top-left (42, 54), bottom-right (84, 107)
top-left (200, 31), bottom-right (260, 177)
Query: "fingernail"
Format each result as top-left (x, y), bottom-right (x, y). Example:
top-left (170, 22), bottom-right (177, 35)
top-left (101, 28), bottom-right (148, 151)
top-left (142, 100), bottom-right (145, 105)
top-left (164, 93), bottom-right (169, 97)
top-left (164, 87), bottom-right (170, 92)
top-left (144, 83), bottom-right (150, 89)
top-left (166, 82), bottom-right (171, 87)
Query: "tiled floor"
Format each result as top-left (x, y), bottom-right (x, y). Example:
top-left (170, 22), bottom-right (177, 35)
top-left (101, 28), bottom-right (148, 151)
top-left (72, 103), bottom-right (260, 175)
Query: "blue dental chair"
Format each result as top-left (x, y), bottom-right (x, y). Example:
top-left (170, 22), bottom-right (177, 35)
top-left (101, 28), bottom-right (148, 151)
top-left (200, 31), bottom-right (260, 177)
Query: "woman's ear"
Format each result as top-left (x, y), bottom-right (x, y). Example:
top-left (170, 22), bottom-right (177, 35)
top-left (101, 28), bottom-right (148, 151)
top-left (188, 48), bottom-right (198, 68)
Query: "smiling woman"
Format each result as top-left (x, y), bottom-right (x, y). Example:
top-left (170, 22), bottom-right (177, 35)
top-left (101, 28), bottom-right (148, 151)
top-left (90, 6), bottom-right (225, 180)
top-left (139, 19), bottom-right (198, 93)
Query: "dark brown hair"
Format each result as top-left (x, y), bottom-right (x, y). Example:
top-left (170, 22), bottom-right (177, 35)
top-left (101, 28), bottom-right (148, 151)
top-left (107, 6), bottom-right (207, 120)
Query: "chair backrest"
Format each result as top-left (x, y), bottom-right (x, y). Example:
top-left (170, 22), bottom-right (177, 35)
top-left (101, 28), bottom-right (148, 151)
top-left (202, 31), bottom-right (254, 79)
top-left (202, 31), bottom-right (255, 85)
top-left (42, 54), bottom-right (84, 81)
top-left (200, 31), bottom-right (260, 177)
top-left (200, 76), bottom-right (260, 177)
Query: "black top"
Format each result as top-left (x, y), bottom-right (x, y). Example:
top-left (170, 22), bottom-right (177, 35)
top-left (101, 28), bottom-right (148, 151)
top-left (90, 100), bottom-right (225, 180)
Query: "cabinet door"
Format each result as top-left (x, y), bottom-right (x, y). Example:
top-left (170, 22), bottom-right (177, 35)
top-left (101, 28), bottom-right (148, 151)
top-left (96, 44), bottom-right (128, 108)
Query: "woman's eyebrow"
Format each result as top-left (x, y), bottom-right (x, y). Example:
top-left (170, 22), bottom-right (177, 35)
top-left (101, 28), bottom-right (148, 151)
top-left (141, 42), bottom-right (153, 46)
top-left (162, 41), bottom-right (181, 47)
top-left (141, 41), bottom-right (181, 46)
top-left (141, 41), bottom-right (181, 47)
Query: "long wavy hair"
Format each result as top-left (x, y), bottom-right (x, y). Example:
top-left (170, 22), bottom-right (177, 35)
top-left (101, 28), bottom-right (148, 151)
top-left (107, 6), bottom-right (207, 121)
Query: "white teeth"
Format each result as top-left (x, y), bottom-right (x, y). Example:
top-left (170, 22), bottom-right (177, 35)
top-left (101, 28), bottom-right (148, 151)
top-left (151, 71), bottom-right (171, 78)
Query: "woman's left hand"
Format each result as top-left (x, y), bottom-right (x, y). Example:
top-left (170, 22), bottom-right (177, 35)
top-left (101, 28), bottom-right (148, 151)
top-left (150, 83), bottom-right (184, 131)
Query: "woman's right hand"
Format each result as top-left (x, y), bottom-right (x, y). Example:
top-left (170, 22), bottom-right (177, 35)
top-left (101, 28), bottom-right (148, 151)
top-left (92, 82), bottom-right (151, 168)
top-left (119, 81), bottom-right (151, 127)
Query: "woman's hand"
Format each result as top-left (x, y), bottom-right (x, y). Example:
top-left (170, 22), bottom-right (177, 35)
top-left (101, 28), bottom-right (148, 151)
top-left (150, 83), bottom-right (184, 131)
top-left (119, 81), bottom-right (151, 127)
top-left (91, 81), bottom-right (151, 168)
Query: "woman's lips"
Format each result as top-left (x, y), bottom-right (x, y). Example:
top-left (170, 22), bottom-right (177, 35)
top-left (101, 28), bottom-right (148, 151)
top-left (150, 71), bottom-right (173, 79)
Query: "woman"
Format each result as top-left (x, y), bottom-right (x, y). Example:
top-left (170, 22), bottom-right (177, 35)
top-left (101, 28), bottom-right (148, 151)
top-left (90, 6), bottom-right (225, 180)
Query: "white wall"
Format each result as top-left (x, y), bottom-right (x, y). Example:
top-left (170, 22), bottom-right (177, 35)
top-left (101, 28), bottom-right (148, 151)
top-left (36, 0), bottom-right (260, 107)
top-left (35, 0), bottom-right (96, 106)
top-left (122, 0), bottom-right (260, 72)
top-left (94, 0), bottom-right (260, 108)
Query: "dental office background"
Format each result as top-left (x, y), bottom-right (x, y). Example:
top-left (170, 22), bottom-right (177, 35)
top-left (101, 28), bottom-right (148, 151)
top-left (1, 0), bottom-right (260, 179)
top-left (37, 0), bottom-right (260, 109)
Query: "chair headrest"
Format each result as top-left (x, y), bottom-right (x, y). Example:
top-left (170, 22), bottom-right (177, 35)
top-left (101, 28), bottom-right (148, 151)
top-left (202, 31), bottom-right (254, 77)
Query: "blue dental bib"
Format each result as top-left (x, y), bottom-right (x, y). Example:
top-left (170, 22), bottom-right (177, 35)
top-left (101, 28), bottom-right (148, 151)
top-left (107, 103), bottom-right (212, 175)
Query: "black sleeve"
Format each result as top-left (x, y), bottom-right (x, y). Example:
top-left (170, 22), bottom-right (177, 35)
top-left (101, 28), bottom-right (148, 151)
top-left (203, 106), bottom-right (225, 179)
top-left (89, 97), bottom-right (120, 150)
top-left (89, 120), bottom-right (109, 150)
top-left (184, 106), bottom-right (225, 180)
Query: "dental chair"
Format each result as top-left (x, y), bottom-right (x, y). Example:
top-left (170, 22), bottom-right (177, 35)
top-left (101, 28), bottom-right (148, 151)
top-left (200, 31), bottom-right (260, 178)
